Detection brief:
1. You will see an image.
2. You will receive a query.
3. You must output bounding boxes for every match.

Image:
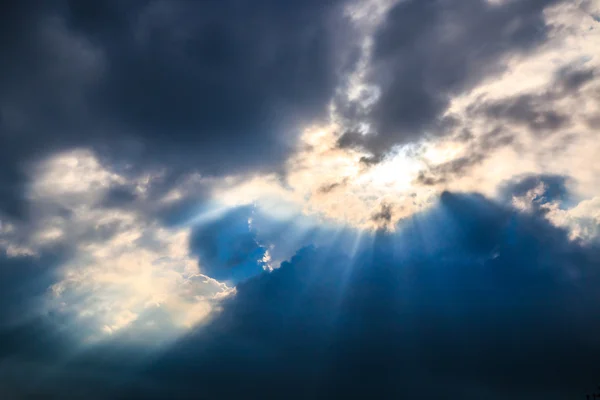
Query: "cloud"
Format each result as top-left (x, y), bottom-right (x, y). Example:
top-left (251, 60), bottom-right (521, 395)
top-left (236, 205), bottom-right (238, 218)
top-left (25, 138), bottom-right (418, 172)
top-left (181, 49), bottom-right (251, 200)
top-left (546, 196), bottom-right (600, 240)
top-left (399, 2), bottom-right (600, 216)
top-left (501, 175), bottom-right (600, 241)
top-left (0, 0), bottom-right (353, 217)
top-left (2, 0), bottom-right (598, 233)
top-left (0, 2), bottom-right (600, 398)
top-left (336, 0), bottom-right (564, 155)
top-left (470, 66), bottom-right (596, 136)
top-left (0, 150), bottom-right (234, 342)
top-left (500, 174), bottom-right (571, 204)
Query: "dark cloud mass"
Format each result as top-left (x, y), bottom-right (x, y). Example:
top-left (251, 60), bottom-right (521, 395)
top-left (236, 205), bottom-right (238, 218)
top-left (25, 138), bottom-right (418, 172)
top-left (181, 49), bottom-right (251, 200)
top-left (64, 0), bottom-right (347, 168)
top-left (0, 0), bottom-right (350, 217)
top-left (2, 193), bottom-right (600, 399)
top-left (338, 0), bottom-right (562, 156)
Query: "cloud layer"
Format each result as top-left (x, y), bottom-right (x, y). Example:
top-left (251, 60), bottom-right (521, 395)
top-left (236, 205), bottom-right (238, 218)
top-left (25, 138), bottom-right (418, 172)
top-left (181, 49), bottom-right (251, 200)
top-left (1, 0), bottom-right (600, 399)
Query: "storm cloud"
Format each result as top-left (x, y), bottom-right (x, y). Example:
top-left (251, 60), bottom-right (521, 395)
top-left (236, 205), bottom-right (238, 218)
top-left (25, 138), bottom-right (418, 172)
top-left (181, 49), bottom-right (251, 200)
top-left (337, 0), bottom-right (563, 156)
top-left (0, 0), bottom-right (351, 217)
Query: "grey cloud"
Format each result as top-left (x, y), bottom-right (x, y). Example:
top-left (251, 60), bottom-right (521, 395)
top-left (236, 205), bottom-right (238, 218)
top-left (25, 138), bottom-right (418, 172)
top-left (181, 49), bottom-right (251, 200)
top-left (557, 66), bottom-right (597, 92)
top-left (588, 115), bottom-right (600, 129)
top-left (359, 153), bottom-right (385, 166)
top-left (317, 178), bottom-right (349, 194)
top-left (480, 94), bottom-right (570, 134)
top-left (415, 152), bottom-right (486, 186)
top-left (0, 250), bottom-right (67, 328)
top-left (337, 0), bottom-right (562, 157)
top-left (471, 66), bottom-right (597, 136)
top-left (371, 202), bottom-right (394, 224)
top-left (0, 0), bottom-right (352, 217)
top-left (100, 185), bottom-right (139, 209)
top-left (415, 128), bottom-right (514, 186)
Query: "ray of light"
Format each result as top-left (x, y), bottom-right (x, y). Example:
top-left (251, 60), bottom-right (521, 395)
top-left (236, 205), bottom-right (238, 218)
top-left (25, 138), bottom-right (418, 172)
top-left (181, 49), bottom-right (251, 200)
top-left (183, 203), bottom-right (235, 228)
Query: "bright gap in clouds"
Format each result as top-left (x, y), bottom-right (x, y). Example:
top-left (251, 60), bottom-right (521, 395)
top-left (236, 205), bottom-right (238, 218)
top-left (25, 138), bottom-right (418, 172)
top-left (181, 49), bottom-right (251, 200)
top-left (214, 126), bottom-right (443, 231)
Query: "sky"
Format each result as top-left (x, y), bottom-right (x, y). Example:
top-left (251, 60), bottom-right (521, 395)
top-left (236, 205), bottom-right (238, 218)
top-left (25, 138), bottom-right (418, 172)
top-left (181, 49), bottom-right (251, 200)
top-left (1, 0), bottom-right (600, 398)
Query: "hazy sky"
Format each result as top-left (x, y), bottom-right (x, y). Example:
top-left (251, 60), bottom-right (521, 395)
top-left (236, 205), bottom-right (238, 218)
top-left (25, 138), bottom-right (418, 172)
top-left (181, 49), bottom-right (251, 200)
top-left (1, 1), bottom-right (600, 399)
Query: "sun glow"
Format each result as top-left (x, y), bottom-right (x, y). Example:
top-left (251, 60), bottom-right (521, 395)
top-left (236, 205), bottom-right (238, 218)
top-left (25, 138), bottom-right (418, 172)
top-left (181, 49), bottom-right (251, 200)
top-left (214, 125), bottom-right (444, 231)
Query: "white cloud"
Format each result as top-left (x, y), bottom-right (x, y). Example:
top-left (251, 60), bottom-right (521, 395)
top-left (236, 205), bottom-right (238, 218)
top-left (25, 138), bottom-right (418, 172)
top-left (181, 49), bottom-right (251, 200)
top-left (1, 149), bottom-right (233, 341)
top-left (544, 197), bottom-right (600, 241)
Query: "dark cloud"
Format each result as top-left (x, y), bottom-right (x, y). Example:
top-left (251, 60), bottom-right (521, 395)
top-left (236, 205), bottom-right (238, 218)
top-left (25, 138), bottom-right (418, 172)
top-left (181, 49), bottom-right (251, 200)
top-left (0, 252), bottom-right (62, 325)
top-left (470, 66), bottom-right (596, 136)
top-left (0, 158), bottom-right (27, 219)
top-left (337, 0), bottom-right (562, 156)
top-left (2, 193), bottom-right (600, 399)
top-left (0, 0), bottom-right (351, 216)
top-left (371, 202), bottom-right (394, 224)
top-left (480, 94), bottom-right (570, 134)
top-left (588, 115), bottom-right (600, 129)
top-left (359, 153), bottom-right (385, 166)
top-left (416, 152), bottom-right (487, 186)
top-left (557, 66), bottom-right (597, 92)
top-left (415, 128), bottom-right (514, 186)
top-left (0, 250), bottom-right (73, 375)
top-left (317, 178), bottom-right (348, 194)
top-left (100, 185), bottom-right (139, 209)
top-left (317, 182), bottom-right (342, 194)
top-left (66, 0), bottom-right (349, 169)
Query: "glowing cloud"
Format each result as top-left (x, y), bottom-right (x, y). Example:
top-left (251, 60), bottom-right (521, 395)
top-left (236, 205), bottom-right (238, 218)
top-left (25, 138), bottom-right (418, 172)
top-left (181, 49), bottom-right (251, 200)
top-left (2, 150), bottom-right (234, 341)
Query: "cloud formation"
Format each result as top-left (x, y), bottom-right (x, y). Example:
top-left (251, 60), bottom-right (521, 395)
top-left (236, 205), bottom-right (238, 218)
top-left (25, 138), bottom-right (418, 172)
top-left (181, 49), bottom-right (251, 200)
top-left (337, 0), bottom-right (564, 153)
top-left (0, 0), bottom-right (352, 218)
top-left (1, 1), bottom-right (600, 399)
